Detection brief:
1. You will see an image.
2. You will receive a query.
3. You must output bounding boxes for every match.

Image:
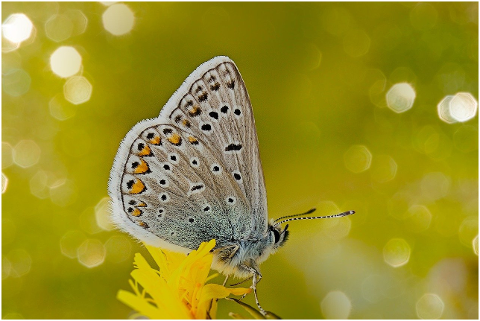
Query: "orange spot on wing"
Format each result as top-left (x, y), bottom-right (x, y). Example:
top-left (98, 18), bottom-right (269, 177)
top-left (137, 202), bottom-right (147, 207)
top-left (189, 105), bottom-right (201, 116)
top-left (188, 136), bottom-right (198, 145)
top-left (168, 133), bottom-right (182, 146)
top-left (129, 179), bottom-right (146, 194)
top-left (133, 159), bottom-right (150, 174)
top-left (149, 136), bottom-right (161, 145)
top-left (138, 221), bottom-right (148, 228)
top-left (138, 144), bottom-right (152, 156)
top-left (132, 208), bottom-right (142, 217)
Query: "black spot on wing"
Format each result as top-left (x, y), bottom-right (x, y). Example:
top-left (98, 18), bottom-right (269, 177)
top-left (225, 143), bottom-right (242, 151)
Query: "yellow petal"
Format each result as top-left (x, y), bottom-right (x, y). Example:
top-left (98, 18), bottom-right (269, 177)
top-left (145, 245), bottom-right (170, 276)
top-left (209, 299), bottom-right (218, 319)
top-left (118, 240), bottom-right (228, 319)
top-left (166, 250), bottom-right (188, 270)
top-left (169, 241), bottom-right (214, 291)
top-left (201, 284), bottom-right (251, 300)
top-left (146, 244), bottom-right (187, 274)
top-left (129, 268), bottom-right (167, 303)
top-left (130, 253), bottom-right (189, 316)
top-left (198, 239), bottom-right (216, 254)
top-left (195, 284), bottom-right (250, 319)
top-left (133, 252), bottom-right (152, 271)
top-left (117, 290), bottom-right (166, 319)
top-left (195, 297), bottom-right (215, 319)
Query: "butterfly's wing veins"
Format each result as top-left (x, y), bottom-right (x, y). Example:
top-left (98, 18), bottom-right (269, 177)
top-left (161, 56), bottom-right (269, 237)
top-left (109, 56), bottom-right (268, 253)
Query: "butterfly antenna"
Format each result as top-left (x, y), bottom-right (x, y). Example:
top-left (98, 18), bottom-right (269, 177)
top-left (273, 210), bottom-right (355, 228)
top-left (273, 208), bottom-right (317, 223)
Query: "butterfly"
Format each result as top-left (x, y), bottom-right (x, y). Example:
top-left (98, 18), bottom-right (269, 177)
top-left (108, 56), bottom-right (354, 315)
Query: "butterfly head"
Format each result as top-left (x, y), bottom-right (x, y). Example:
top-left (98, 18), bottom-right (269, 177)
top-left (268, 223), bottom-right (290, 250)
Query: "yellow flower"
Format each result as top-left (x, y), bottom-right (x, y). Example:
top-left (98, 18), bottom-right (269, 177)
top-left (117, 239), bottom-right (251, 319)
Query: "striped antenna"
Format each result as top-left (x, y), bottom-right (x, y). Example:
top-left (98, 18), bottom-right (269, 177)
top-left (273, 208), bottom-right (317, 223)
top-left (273, 210), bottom-right (355, 228)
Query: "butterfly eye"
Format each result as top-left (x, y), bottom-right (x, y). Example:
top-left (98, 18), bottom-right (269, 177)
top-left (273, 229), bottom-right (281, 243)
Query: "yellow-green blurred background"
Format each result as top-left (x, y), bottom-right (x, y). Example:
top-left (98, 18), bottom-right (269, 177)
top-left (2, 2), bottom-right (478, 319)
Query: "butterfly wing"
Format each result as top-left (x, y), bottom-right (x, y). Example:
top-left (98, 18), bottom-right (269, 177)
top-left (109, 56), bottom-right (268, 252)
top-left (161, 57), bottom-right (269, 235)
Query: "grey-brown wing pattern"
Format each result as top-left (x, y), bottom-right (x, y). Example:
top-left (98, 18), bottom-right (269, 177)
top-left (109, 56), bottom-right (268, 253)
top-left (161, 59), bottom-right (268, 237)
top-left (114, 121), bottom-right (253, 250)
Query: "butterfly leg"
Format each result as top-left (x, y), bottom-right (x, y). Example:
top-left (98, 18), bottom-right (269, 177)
top-left (241, 264), bottom-right (266, 316)
top-left (216, 276), bottom-right (230, 306)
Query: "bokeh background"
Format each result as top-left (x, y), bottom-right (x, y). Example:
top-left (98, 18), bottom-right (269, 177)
top-left (2, 2), bottom-right (478, 319)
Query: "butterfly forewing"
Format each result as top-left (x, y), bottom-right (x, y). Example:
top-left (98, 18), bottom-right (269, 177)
top-left (163, 58), bottom-right (268, 236)
top-left (109, 56), bottom-right (268, 252)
